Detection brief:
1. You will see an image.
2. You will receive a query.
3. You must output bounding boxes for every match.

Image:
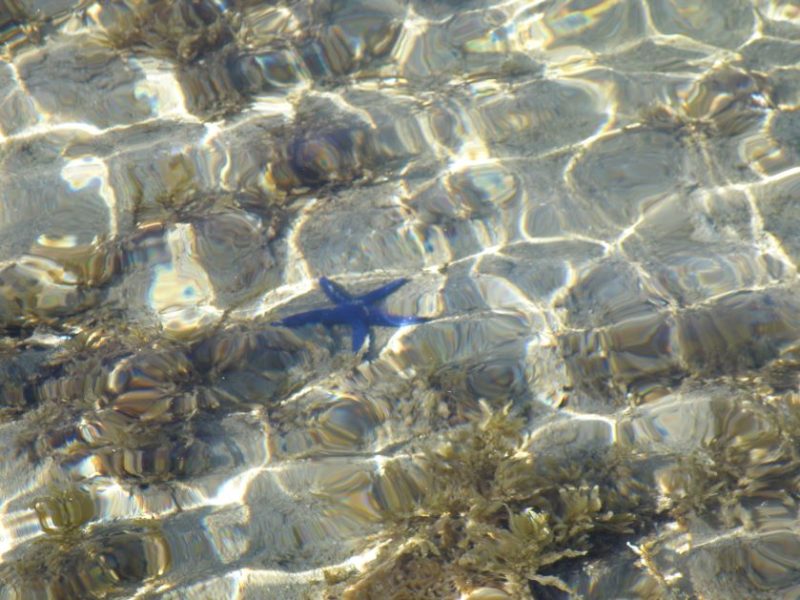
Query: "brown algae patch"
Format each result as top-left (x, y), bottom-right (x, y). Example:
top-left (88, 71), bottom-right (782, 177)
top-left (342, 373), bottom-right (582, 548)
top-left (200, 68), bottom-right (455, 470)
top-left (656, 383), bottom-right (800, 529)
top-left (322, 371), bottom-right (800, 599)
top-left (327, 403), bottom-right (648, 598)
top-left (3, 502), bottom-right (171, 599)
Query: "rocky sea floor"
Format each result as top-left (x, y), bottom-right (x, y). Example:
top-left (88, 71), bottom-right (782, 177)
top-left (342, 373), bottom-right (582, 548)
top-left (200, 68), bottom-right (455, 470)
top-left (2, 0), bottom-right (800, 598)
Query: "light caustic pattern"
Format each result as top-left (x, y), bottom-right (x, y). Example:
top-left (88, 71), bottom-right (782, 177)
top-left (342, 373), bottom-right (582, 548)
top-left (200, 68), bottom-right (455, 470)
top-left (1, 0), bottom-right (800, 598)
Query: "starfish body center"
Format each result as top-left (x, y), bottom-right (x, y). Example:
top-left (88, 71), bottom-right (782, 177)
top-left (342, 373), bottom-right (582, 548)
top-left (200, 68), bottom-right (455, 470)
top-left (272, 277), bottom-right (428, 351)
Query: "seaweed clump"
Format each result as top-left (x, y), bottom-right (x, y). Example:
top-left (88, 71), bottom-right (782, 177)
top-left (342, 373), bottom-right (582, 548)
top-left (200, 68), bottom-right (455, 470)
top-left (330, 402), bottom-right (649, 599)
top-left (659, 386), bottom-right (800, 529)
top-left (0, 485), bottom-right (171, 599)
top-left (95, 1), bottom-right (237, 64)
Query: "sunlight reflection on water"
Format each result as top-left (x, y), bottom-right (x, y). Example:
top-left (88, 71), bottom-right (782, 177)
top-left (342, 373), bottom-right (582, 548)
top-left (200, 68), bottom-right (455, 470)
top-left (2, 0), bottom-right (800, 598)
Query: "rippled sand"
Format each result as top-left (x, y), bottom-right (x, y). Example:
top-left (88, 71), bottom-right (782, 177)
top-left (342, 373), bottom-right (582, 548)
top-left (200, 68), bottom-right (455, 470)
top-left (2, 1), bottom-right (800, 598)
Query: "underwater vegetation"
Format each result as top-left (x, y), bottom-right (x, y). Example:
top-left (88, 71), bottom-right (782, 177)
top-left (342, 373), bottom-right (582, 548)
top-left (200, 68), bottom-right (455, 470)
top-left (1, 484), bottom-right (170, 599)
top-left (323, 402), bottom-right (647, 598)
top-left (320, 367), bottom-right (800, 599)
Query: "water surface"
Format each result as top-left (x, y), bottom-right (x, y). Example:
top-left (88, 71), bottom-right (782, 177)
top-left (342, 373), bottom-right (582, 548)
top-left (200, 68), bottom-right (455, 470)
top-left (1, 1), bottom-right (800, 598)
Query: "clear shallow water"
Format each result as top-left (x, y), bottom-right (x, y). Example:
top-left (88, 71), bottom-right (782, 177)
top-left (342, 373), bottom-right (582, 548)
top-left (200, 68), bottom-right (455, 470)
top-left (1, 0), bottom-right (800, 598)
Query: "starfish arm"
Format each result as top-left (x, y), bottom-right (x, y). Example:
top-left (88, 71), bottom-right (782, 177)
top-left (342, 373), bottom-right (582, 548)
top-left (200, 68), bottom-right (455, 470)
top-left (274, 305), bottom-right (352, 327)
top-left (351, 320), bottom-right (369, 351)
top-left (359, 278), bottom-right (411, 304)
top-left (319, 277), bottom-right (353, 304)
top-left (274, 307), bottom-right (335, 327)
top-left (370, 311), bottom-right (429, 327)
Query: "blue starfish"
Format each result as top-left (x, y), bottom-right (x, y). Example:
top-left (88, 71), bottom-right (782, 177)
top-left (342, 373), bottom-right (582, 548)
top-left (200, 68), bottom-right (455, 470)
top-left (272, 277), bottom-right (428, 351)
